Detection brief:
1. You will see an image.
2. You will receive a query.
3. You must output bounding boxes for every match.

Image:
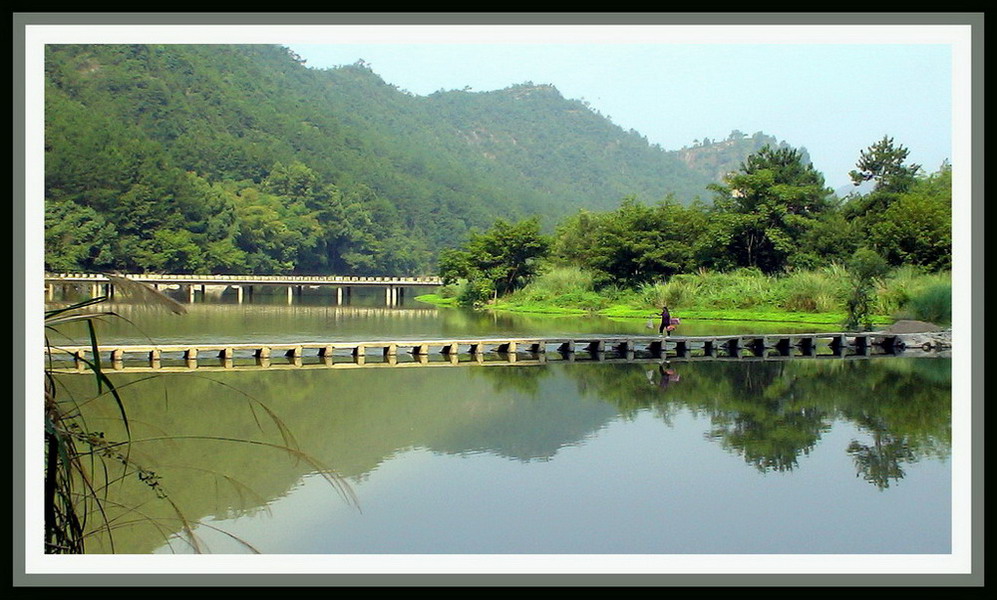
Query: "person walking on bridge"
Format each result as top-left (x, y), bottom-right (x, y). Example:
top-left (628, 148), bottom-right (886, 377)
top-left (659, 305), bottom-right (674, 336)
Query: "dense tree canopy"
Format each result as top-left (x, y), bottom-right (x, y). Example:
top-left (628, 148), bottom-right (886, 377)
top-left (44, 44), bottom-right (813, 276)
top-left (555, 197), bottom-right (707, 287)
top-left (43, 44), bottom-right (951, 287)
top-left (533, 144), bottom-right (950, 294)
top-left (866, 165), bottom-right (952, 270)
top-left (842, 142), bottom-right (950, 271)
top-left (439, 218), bottom-right (552, 305)
top-left (702, 146), bottom-right (836, 274)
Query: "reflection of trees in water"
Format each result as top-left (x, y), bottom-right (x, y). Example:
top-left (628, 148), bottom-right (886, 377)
top-left (63, 355), bottom-right (949, 552)
top-left (470, 363), bottom-right (552, 396)
top-left (552, 362), bottom-right (688, 425)
top-left (68, 365), bottom-right (619, 552)
top-left (847, 415), bottom-right (917, 490)
top-left (831, 358), bottom-right (951, 490)
top-left (464, 365), bottom-right (619, 460)
top-left (557, 358), bottom-right (950, 483)
top-left (699, 361), bottom-right (832, 472)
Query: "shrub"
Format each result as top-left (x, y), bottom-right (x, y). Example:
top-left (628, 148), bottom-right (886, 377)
top-left (638, 278), bottom-right (692, 309)
top-left (457, 278), bottom-right (496, 307)
top-left (436, 283), bottom-right (463, 299)
top-left (694, 269), bottom-right (777, 309)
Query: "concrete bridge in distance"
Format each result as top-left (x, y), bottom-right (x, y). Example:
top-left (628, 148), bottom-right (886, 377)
top-left (44, 272), bottom-right (443, 305)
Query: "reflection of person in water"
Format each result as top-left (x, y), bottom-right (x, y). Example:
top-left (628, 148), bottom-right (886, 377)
top-left (657, 362), bottom-right (679, 391)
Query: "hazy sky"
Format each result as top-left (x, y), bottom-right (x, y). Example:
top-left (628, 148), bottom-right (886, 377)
top-left (281, 27), bottom-right (961, 189)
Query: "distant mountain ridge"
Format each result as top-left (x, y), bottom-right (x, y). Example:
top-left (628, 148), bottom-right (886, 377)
top-left (43, 44), bottom-right (810, 274)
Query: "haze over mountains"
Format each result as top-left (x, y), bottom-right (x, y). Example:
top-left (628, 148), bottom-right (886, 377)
top-left (44, 43), bottom-right (812, 274)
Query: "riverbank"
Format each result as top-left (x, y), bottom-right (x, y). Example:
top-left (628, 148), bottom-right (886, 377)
top-left (416, 264), bottom-right (950, 328)
top-left (413, 293), bottom-right (894, 326)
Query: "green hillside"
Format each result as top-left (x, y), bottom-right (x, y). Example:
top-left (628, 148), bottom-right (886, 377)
top-left (43, 43), bottom-right (800, 275)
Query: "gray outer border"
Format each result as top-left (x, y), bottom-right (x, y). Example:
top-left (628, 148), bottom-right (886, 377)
top-left (12, 11), bottom-right (984, 589)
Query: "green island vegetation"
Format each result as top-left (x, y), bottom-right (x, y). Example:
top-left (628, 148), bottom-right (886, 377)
top-left (423, 143), bottom-right (952, 329)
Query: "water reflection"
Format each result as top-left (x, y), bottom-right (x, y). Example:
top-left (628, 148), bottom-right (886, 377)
top-left (49, 291), bottom-right (844, 348)
top-left (499, 357), bottom-right (951, 482)
top-left (58, 353), bottom-right (950, 554)
top-left (646, 362), bottom-right (681, 392)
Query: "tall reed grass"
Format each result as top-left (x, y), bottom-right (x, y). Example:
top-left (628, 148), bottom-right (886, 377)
top-left (777, 266), bottom-right (850, 313)
top-left (874, 267), bottom-right (952, 323)
top-left (503, 265), bottom-right (606, 311)
top-left (630, 268), bottom-right (786, 311)
top-left (43, 283), bottom-right (354, 553)
top-left (504, 263), bottom-right (951, 325)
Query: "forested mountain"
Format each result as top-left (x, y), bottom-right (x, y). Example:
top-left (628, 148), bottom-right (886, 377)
top-left (43, 43), bottom-right (802, 275)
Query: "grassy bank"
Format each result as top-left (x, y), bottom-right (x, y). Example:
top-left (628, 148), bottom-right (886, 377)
top-left (417, 265), bottom-right (951, 327)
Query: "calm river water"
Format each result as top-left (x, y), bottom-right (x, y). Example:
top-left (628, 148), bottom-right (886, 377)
top-left (47, 286), bottom-right (952, 556)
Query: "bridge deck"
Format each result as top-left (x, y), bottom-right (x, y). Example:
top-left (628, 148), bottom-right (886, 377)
top-left (45, 272), bottom-right (442, 287)
top-left (48, 332), bottom-right (910, 372)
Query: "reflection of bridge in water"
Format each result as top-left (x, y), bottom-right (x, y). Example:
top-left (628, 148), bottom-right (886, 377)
top-left (79, 301), bottom-right (442, 320)
top-left (45, 272), bottom-right (442, 306)
top-left (50, 332), bottom-right (939, 374)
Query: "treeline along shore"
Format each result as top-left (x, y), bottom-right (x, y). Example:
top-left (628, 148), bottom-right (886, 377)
top-left (422, 142), bottom-right (951, 330)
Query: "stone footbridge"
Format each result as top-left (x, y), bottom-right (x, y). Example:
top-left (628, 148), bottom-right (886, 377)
top-left (49, 332), bottom-right (935, 373)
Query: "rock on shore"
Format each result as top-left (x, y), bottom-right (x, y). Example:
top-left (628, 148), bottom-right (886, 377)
top-left (885, 320), bottom-right (945, 333)
top-left (881, 320), bottom-right (952, 351)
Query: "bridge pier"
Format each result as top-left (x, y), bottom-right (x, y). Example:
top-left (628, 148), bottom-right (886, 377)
top-left (745, 337), bottom-right (767, 357)
top-left (90, 282), bottom-right (114, 298)
top-left (383, 285), bottom-right (404, 306)
top-left (187, 284), bottom-right (206, 302)
top-left (829, 334), bottom-right (847, 356)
